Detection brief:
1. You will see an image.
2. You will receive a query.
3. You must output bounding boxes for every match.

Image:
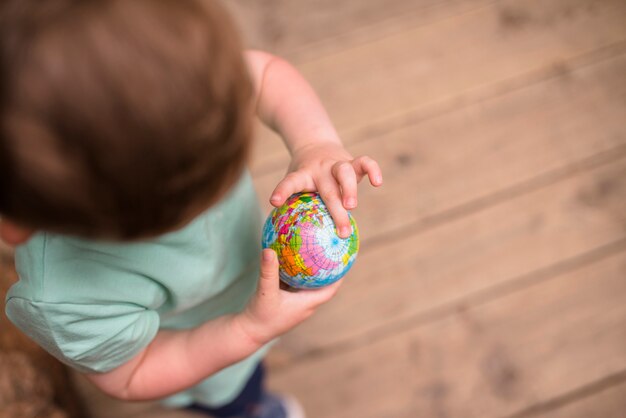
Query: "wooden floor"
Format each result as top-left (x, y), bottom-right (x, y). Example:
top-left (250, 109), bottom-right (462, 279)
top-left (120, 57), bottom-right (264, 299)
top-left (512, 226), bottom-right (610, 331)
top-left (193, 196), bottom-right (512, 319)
top-left (5, 0), bottom-right (626, 417)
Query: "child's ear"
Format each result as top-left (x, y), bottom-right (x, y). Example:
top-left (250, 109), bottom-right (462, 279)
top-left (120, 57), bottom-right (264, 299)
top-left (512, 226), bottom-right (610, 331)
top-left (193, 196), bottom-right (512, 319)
top-left (0, 219), bottom-right (34, 246)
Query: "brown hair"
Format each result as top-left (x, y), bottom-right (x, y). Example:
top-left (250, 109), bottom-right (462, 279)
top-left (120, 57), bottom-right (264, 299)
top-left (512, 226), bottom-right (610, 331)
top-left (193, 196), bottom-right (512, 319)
top-left (0, 0), bottom-right (253, 239)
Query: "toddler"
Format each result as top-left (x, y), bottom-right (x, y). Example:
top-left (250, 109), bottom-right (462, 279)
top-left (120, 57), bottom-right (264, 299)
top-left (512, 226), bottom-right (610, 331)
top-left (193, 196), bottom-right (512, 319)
top-left (0, 1), bottom-right (382, 417)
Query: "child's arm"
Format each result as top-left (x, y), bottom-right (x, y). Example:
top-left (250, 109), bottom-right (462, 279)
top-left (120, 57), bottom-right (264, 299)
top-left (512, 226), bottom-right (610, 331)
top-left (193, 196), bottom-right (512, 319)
top-left (245, 51), bottom-right (383, 238)
top-left (86, 249), bottom-right (339, 400)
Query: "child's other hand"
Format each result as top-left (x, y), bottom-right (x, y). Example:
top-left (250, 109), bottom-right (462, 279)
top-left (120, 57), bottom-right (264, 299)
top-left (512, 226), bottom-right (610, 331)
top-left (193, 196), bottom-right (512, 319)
top-left (270, 142), bottom-right (383, 238)
top-left (236, 249), bottom-right (341, 345)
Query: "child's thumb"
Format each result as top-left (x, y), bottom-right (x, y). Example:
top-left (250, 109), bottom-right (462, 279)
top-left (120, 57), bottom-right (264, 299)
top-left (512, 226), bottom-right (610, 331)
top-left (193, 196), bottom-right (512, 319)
top-left (259, 249), bottom-right (279, 290)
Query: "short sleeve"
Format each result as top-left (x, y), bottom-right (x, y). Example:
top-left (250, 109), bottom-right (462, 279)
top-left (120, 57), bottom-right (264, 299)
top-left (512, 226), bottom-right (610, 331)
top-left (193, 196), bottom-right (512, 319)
top-left (5, 233), bottom-right (167, 373)
top-left (5, 297), bottom-right (159, 373)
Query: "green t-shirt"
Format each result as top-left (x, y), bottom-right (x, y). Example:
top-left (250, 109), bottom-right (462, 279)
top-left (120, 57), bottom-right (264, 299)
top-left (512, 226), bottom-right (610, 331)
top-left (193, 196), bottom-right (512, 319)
top-left (5, 172), bottom-right (269, 407)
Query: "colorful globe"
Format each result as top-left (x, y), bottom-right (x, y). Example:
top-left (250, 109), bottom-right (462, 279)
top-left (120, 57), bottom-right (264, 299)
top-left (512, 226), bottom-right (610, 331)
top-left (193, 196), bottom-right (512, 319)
top-left (262, 192), bottom-right (359, 289)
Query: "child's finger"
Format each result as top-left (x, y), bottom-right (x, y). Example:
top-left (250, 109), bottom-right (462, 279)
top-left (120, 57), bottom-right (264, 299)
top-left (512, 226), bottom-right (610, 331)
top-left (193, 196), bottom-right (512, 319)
top-left (352, 156), bottom-right (383, 187)
top-left (270, 172), bottom-right (310, 207)
top-left (315, 177), bottom-right (352, 239)
top-left (331, 161), bottom-right (358, 209)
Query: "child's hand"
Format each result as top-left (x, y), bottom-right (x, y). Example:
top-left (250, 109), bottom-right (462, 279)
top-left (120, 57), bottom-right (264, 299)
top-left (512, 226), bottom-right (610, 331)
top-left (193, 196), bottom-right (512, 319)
top-left (270, 142), bottom-right (383, 238)
top-left (236, 249), bottom-right (341, 345)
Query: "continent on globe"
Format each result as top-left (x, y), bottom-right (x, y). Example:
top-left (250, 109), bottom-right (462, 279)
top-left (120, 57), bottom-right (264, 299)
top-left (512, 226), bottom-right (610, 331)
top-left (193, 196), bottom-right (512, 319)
top-left (262, 192), bottom-right (359, 289)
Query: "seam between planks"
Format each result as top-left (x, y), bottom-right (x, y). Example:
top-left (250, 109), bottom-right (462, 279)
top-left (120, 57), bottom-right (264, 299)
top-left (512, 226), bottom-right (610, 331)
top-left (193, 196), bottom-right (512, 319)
top-left (501, 368), bottom-right (626, 418)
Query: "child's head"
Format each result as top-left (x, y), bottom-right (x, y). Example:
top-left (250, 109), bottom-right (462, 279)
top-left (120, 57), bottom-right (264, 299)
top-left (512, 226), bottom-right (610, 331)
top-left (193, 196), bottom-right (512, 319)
top-left (0, 0), bottom-right (253, 241)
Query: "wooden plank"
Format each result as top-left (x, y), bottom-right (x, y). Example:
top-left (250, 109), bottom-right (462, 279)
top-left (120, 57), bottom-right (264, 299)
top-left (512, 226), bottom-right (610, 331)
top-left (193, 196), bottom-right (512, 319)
top-left (269, 249), bottom-right (626, 418)
top-left (253, 52), bottom-right (626, 243)
top-left (225, 0), bottom-right (493, 58)
top-left (270, 154), bottom-right (626, 361)
top-left (249, 0), bottom-right (626, 172)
